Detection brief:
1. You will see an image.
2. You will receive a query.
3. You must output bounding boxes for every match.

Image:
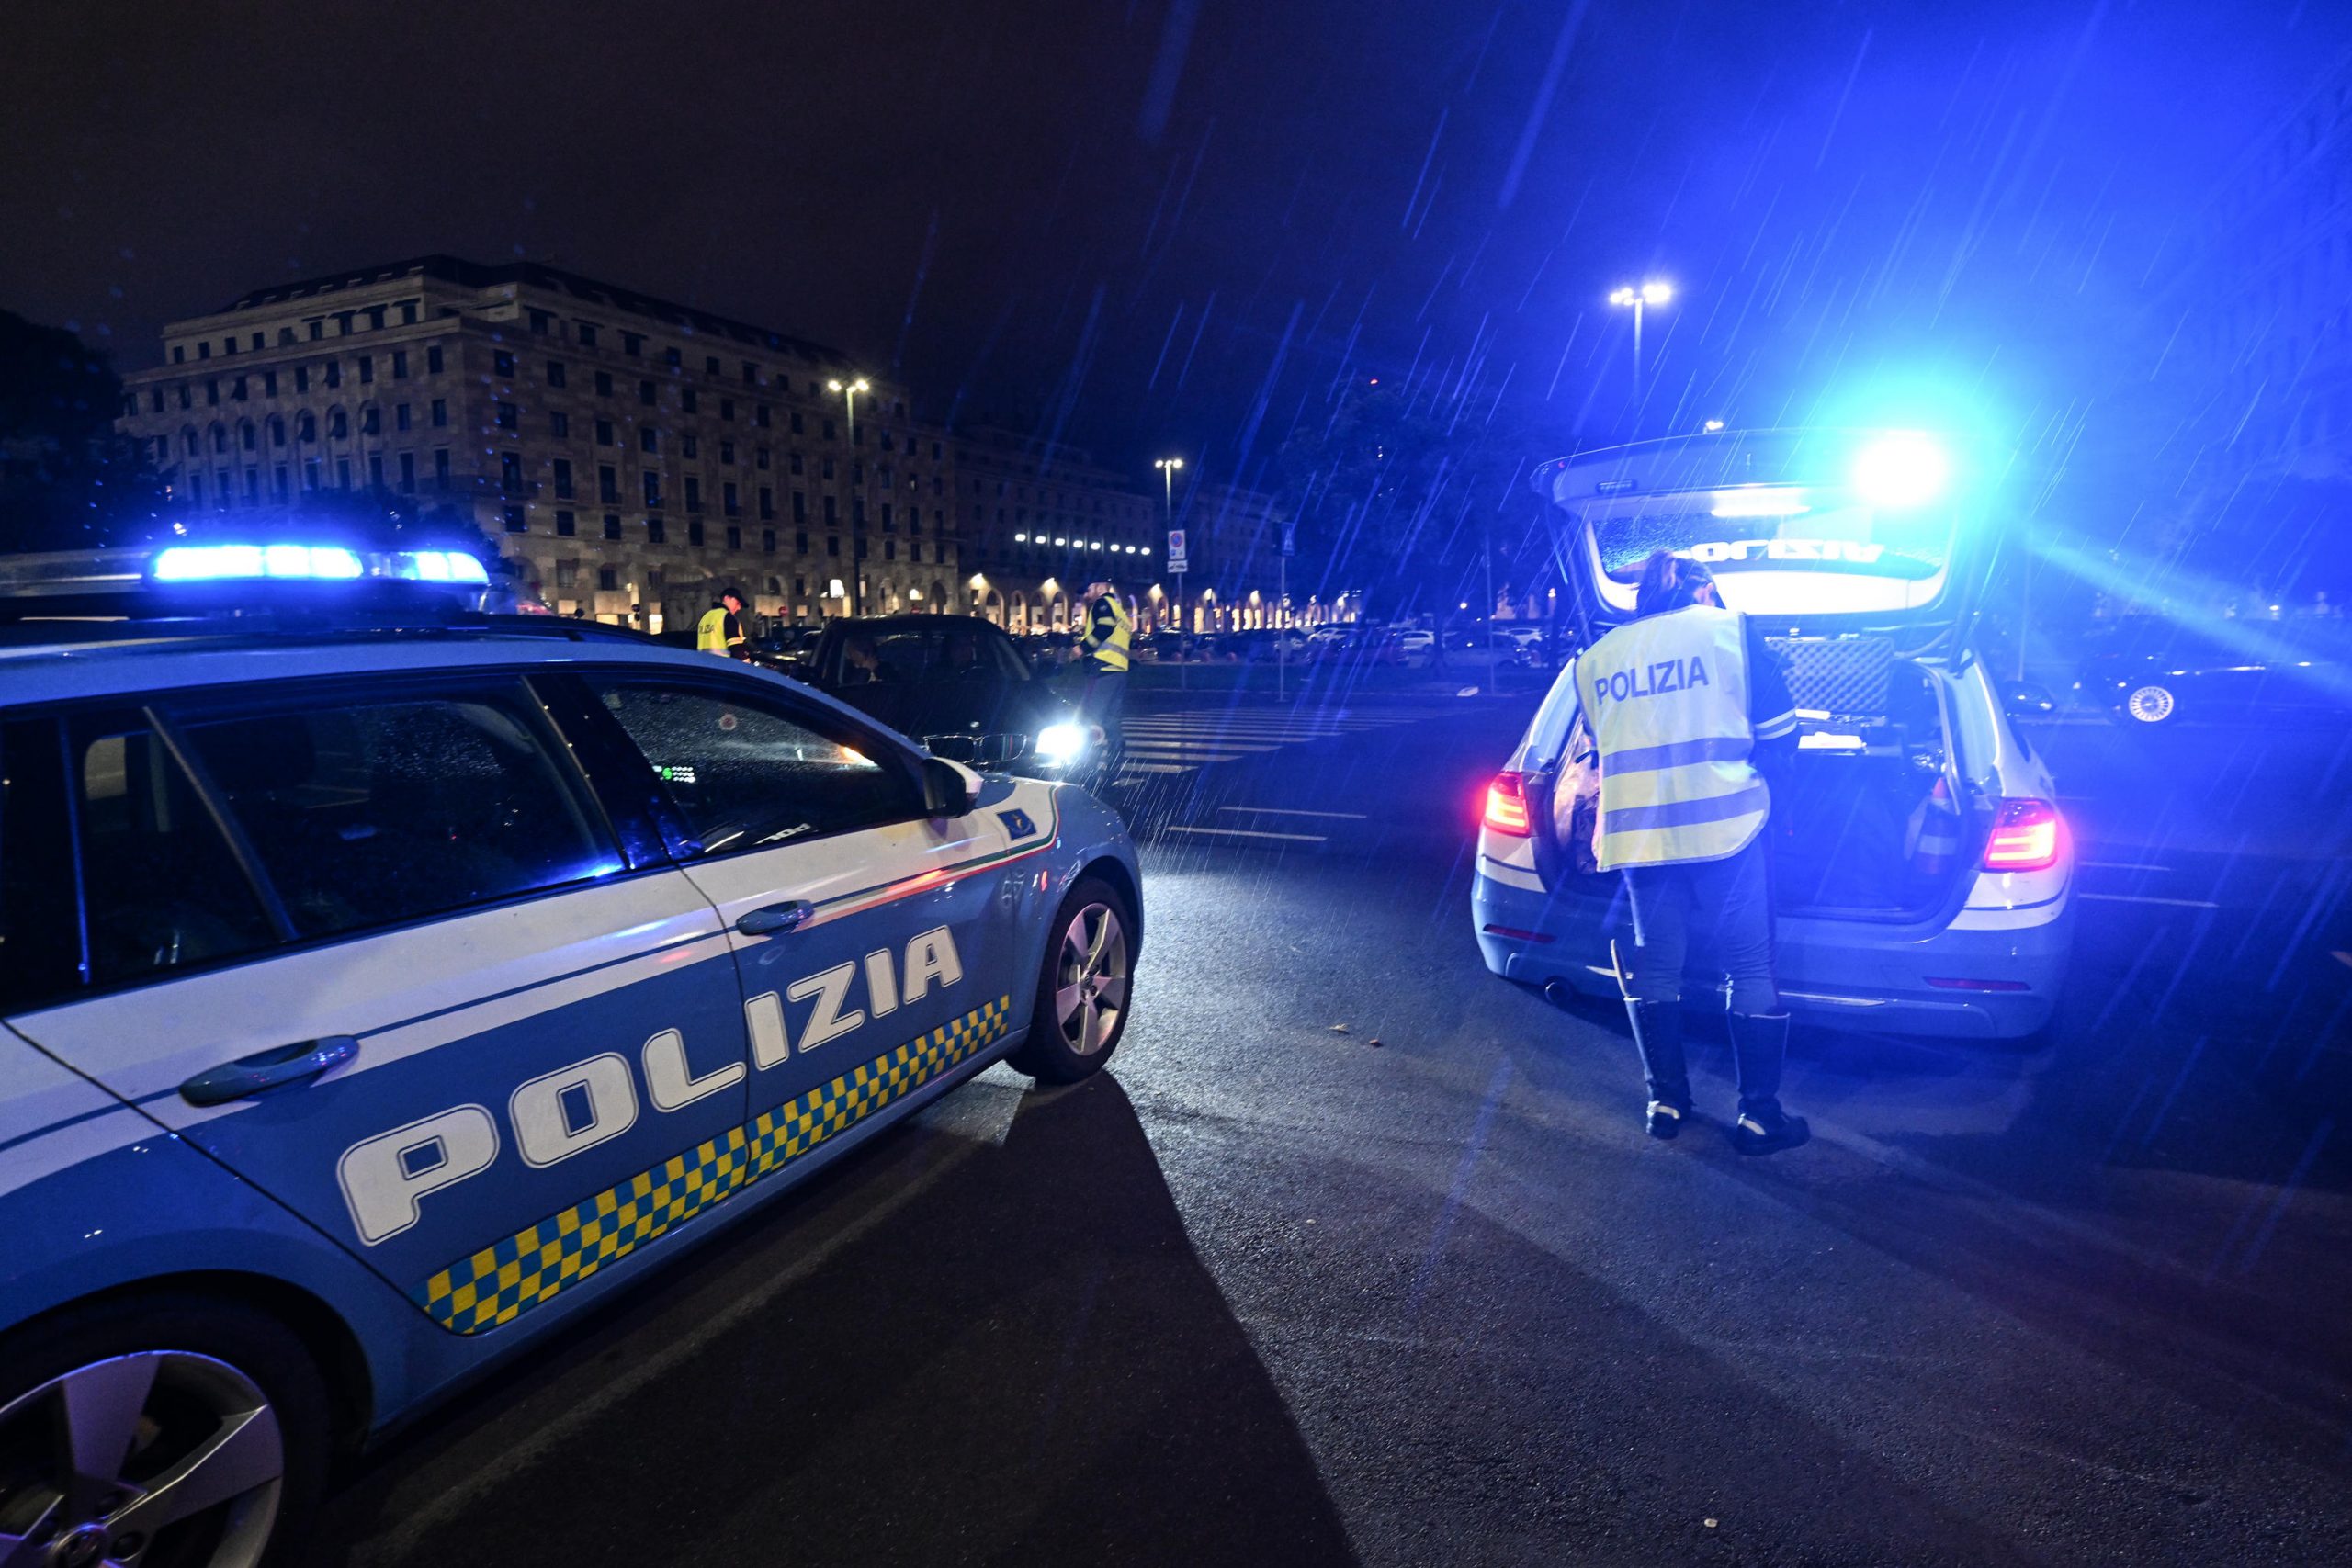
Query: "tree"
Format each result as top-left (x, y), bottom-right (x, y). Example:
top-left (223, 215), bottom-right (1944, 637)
top-left (0, 309), bottom-right (164, 552)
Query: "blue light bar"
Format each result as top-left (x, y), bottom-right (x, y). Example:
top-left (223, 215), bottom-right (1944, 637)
top-left (1849, 433), bottom-right (1951, 509)
top-left (391, 549), bottom-right (492, 584)
top-left (1710, 487), bottom-right (1811, 519)
top-left (153, 544), bottom-right (365, 581)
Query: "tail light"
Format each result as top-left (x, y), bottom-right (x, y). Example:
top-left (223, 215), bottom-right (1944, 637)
top-left (1483, 771), bottom-right (1532, 836)
top-left (1983, 797), bottom-right (2062, 872)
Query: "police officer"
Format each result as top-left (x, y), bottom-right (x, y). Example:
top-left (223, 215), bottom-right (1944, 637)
top-left (1575, 549), bottom-right (1805, 1154)
top-left (697, 587), bottom-right (748, 660)
top-left (1072, 579), bottom-right (1132, 758)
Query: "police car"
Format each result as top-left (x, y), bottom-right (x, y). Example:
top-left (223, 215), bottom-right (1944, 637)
top-left (1474, 429), bottom-right (2074, 1040)
top-left (0, 544), bottom-right (1141, 1564)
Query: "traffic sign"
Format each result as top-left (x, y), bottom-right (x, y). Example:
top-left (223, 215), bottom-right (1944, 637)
top-left (1280, 522), bottom-right (1295, 558)
top-left (1166, 528), bottom-right (1187, 572)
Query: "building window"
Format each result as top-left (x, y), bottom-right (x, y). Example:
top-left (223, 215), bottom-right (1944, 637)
top-left (792, 491), bottom-right (807, 522)
top-left (823, 418), bottom-right (836, 441)
top-left (432, 448), bottom-right (450, 489)
top-left (555, 509), bottom-right (576, 537)
top-left (428, 345), bottom-right (445, 374)
top-left (681, 389), bottom-right (698, 414)
top-left (548, 411), bottom-right (569, 438)
top-left (754, 445), bottom-right (769, 470)
top-left (395, 404), bottom-right (411, 433)
top-left (640, 428), bottom-right (660, 456)
top-left (762, 529), bottom-right (776, 554)
top-left (205, 378), bottom-right (219, 406)
top-left (296, 412), bottom-right (316, 442)
top-left (595, 370), bottom-right (614, 397)
top-left (789, 410), bottom-right (804, 434)
top-left (367, 455), bottom-right (383, 489)
top-left (501, 452), bottom-right (524, 497)
top-left (275, 465), bottom-right (290, 499)
top-left (639, 380), bottom-right (656, 406)
top-left (718, 398), bottom-right (735, 422)
top-left (361, 407), bottom-right (380, 435)
top-left (723, 481), bottom-right (740, 516)
top-left (328, 410), bottom-right (347, 439)
top-left (173, 345), bottom-right (185, 364)
top-left (725, 525), bottom-right (741, 550)
top-left (267, 415), bottom-right (285, 446)
top-left (198, 342), bottom-right (210, 360)
top-left (789, 451), bottom-right (805, 476)
top-left (552, 457), bottom-right (574, 499)
top-left (240, 423), bottom-right (256, 452)
top-left (530, 310), bottom-right (551, 335)
top-left (823, 494), bottom-right (837, 525)
top-left (756, 404), bottom-right (772, 429)
top-left (261, 369), bottom-right (277, 398)
top-left (293, 366), bottom-right (309, 394)
top-left (495, 401), bottom-right (518, 432)
top-left (646, 517), bottom-right (666, 544)
top-left (884, 541), bottom-right (896, 562)
top-left (688, 521), bottom-right (706, 546)
top-left (494, 350), bottom-right (515, 378)
top-left (681, 434), bottom-right (699, 459)
top-left (826, 536), bottom-right (841, 557)
top-left (391, 349), bottom-right (408, 379)
top-left (336, 458), bottom-right (351, 490)
top-left (547, 360), bottom-right (566, 389)
top-left (599, 465), bottom-right (619, 503)
top-left (598, 565), bottom-right (618, 592)
top-left (357, 355), bottom-right (374, 385)
top-left (795, 531), bottom-right (809, 553)
top-left (578, 323), bottom-right (598, 348)
top-left (644, 473), bottom-right (662, 509)
top-left (603, 514), bottom-right (622, 541)
top-left (503, 504), bottom-right (526, 534)
top-left (623, 333), bottom-right (642, 357)
top-left (664, 346), bottom-right (682, 369)
top-left (399, 452), bottom-right (415, 491)
top-left (705, 355), bottom-right (722, 377)
top-left (719, 439), bottom-right (736, 465)
top-left (758, 486), bottom-right (775, 520)
top-left (430, 399), bottom-right (447, 428)
top-left (684, 477), bottom-right (703, 513)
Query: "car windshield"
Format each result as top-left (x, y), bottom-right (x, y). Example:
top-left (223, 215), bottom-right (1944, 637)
top-left (831, 624), bottom-right (1029, 685)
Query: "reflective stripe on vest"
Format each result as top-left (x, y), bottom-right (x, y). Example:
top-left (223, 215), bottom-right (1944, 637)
top-left (696, 607), bottom-right (731, 654)
top-left (1575, 604), bottom-right (1766, 869)
top-left (1081, 595), bottom-right (1132, 671)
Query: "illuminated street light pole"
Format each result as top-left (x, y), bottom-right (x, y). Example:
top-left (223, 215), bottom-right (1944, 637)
top-left (1607, 281), bottom-right (1674, 408)
top-left (828, 376), bottom-right (871, 615)
top-left (1155, 456), bottom-right (1186, 683)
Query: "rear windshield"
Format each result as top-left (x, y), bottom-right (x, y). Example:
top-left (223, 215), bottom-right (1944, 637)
top-left (826, 623), bottom-right (1030, 685)
top-left (1584, 491), bottom-right (1954, 586)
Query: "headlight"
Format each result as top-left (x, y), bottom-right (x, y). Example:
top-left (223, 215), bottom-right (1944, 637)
top-left (1034, 722), bottom-right (1088, 763)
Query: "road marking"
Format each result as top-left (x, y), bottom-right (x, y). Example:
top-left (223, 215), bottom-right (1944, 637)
top-left (2077, 893), bottom-right (2220, 908)
top-left (2081, 861), bottom-right (2173, 873)
top-left (1219, 806), bottom-right (1370, 819)
top-left (1121, 740), bottom-right (1283, 755)
top-left (1115, 763), bottom-right (1193, 774)
top-left (1162, 825), bottom-right (1328, 844)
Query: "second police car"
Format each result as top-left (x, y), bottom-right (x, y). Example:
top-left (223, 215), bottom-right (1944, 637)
top-left (0, 543), bottom-right (1141, 1566)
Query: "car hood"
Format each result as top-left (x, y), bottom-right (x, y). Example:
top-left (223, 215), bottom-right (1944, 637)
top-left (820, 675), bottom-right (1076, 743)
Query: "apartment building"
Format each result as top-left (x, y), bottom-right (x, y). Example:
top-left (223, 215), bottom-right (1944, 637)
top-left (112, 255), bottom-right (958, 630)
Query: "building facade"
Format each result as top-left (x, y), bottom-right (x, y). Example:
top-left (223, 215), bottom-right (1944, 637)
top-left (112, 255), bottom-right (959, 631)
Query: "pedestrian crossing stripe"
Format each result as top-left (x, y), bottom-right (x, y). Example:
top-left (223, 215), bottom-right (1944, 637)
top-left (411, 996), bottom-right (1013, 1335)
top-left (1115, 706), bottom-right (1456, 778)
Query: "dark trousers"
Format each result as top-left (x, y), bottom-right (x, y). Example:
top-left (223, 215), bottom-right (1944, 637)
top-left (1070, 663), bottom-right (1126, 760)
top-left (1621, 835), bottom-right (1780, 1015)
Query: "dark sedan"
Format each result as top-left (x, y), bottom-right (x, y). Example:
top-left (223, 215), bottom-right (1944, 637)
top-left (2079, 615), bottom-right (2352, 725)
top-left (801, 615), bottom-right (1112, 788)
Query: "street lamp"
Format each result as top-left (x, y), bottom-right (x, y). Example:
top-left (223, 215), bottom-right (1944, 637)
top-left (1153, 456), bottom-right (1184, 523)
top-left (1607, 281), bottom-right (1673, 405)
top-left (827, 376), bottom-right (872, 615)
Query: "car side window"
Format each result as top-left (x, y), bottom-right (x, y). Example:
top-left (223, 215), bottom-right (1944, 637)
top-left (66, 710), bottom-right (278, 988)
top-left (0, 719), bottom-right (83, 1010)
top-left (176, 682), bottom-right (618, 940)
top-left (585, 675), bottom-right (924, 856)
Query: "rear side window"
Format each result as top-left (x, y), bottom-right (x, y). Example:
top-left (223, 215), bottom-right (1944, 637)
top-left (0, 719), bottom-right (81, 1010)
top-left (67, 711), bottom-right (277, 989)
top-left (178, 682), bottom-right (617, 939)
top-left (586, 676), bottom-right (922, 855)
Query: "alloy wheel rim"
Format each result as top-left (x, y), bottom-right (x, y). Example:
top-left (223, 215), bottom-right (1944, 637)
top-left (2127, 684), bottom-right (2175, 722)
top-left (1052, 902), bottom-right (1129, 1056)
top-left (0, 1351), bottom-right (283, 1568)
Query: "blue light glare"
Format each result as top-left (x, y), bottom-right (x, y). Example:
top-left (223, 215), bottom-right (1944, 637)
top-left (395, 550), bottom-right (492, 584)
top-left (1711, 487), bottom-right (1811, 519)
top-left (1849, 432), bottom-right (1951, 508)
top-left (153, 544), bottom-right (365, 581)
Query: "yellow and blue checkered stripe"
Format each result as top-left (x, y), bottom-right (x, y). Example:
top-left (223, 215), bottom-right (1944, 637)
top-left (413, 995), bottom-right (1012, 1334)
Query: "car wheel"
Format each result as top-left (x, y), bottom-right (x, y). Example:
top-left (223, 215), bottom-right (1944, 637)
top-left (2123, 683), bottom-right (2178, 723)
top-left (0, 1294), bottom-right (329, 1568)
top-left (1008, 874), bottom-right (1136, 1084)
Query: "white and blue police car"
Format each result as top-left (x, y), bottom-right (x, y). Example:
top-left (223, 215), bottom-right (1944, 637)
top-left (0, 543), bottom-right (1141, 1565)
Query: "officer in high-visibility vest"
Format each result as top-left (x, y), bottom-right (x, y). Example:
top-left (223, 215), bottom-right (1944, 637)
top-left (1071, 580), bottom-right (1132, 761)
top-left (1575, 549), bottom-right (1805, 1154)
top-left (696, 587), bottom-right (748, 659)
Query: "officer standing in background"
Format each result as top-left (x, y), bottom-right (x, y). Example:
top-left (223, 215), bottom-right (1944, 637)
top-left (1071, 579), bottom-right (1133, 761)
top-left (1577, 549), bottom-right (1806, 1154)
top-left (697, 586), bottom-right (748, 660)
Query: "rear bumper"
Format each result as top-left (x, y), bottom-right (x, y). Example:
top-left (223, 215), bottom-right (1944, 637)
top-left (1472, 863), bottom-right (2072, 1040)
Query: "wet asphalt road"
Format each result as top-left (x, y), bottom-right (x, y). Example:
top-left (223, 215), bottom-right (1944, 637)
top-left (318, 682), bottom-right (2352, 1567)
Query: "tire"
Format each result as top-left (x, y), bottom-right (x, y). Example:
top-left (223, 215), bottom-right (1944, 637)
top-left (0, 1292), bottom-right (331, 1568)
top-left (1007, 874), bottom-right (1136, 1084)
top-left (2123, 683), bottom-right (2178, 723)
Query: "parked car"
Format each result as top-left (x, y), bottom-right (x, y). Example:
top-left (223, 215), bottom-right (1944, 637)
top-left (2077, 615), bottom-right (2352, 725)
top-left (745, 624), bottom-right (823, 673)
top-left (0, 547), bottom-right (1140, 1567)
top-left (1473, 426), bottom-right (2072, 1041)
top-left (801, 615), bottom-right (1113, 789)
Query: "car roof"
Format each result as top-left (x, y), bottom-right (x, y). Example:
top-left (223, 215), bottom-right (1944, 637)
top-left (0, 619), bottom-right (808, 709)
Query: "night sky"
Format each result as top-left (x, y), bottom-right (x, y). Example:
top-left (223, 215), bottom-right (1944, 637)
top-left (4, 0), bottom-right (2337, 486)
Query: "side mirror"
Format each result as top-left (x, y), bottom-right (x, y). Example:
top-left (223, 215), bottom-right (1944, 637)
top-left (2003, 682), bottom-right (2058, 717)
top-left (922, 756), bottom-right (975, 818)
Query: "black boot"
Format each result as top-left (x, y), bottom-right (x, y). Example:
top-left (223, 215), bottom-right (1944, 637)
top-left (1728, 1011), bottom-right (1809, 1155)
top-left (1623, 1000), bottom-right (1692, 1139)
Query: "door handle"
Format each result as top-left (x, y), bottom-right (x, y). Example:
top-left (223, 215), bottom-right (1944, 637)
top-left (180, 1036), bottom-right (360, 1107)
top-left (735, 899), bottom-right (816, 936)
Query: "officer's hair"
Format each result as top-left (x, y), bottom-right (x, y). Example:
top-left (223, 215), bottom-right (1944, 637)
top-left (1634, 550), bottom-right (1714, 618)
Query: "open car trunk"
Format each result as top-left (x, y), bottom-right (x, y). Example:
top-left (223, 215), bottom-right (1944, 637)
top-left (1542, 635), bottom-right (1980, 922)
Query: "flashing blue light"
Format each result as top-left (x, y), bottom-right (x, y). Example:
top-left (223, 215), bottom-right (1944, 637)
top-left (1850, 433), bottom-right (1951, 509)
top-left (395, 549), bottom-right (490, 584)
top-left (153, 544), bottom-right (365, 581)
top-left (1711, 487), bottom-right (1811, 519)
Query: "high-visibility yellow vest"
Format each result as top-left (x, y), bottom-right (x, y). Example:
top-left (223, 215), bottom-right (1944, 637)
top-left (1574, 604), bottom-right (1768, 869)
top-left (1079, 594), bottom-right (1132, 671)
top-left (696, 606), bottom-right (735, 655)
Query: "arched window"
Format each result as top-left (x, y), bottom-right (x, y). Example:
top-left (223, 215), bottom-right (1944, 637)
top-left (209, 423), bottom-right (228, 455)
top-left (239, 421), bottom-right (257, 452)
top-left (297, 411), bottom-right (316, 442)
top-left (267, 415), bottom-right (285, 447)
top-left (182, 426), bottom-right (198, 457)
top-left (327, 408), bottom-right (348, 440)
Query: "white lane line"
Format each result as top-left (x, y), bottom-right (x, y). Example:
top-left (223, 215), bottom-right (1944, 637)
top-left (1162, 825), bottom-right (1329, 844)
top-left (2077, 893), bottom-right (2221, 908)
top-left (1120, 750), bottom-right (1257, 763)
top-left (2081, 861), bottom-right (2174, 873)
top-left (1219, 806), bottom-right (1369, 819)
top-left (1115, 763), bottom-right (1194, 774)
top-left (1121, 740), bottom-right (1283, 754)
